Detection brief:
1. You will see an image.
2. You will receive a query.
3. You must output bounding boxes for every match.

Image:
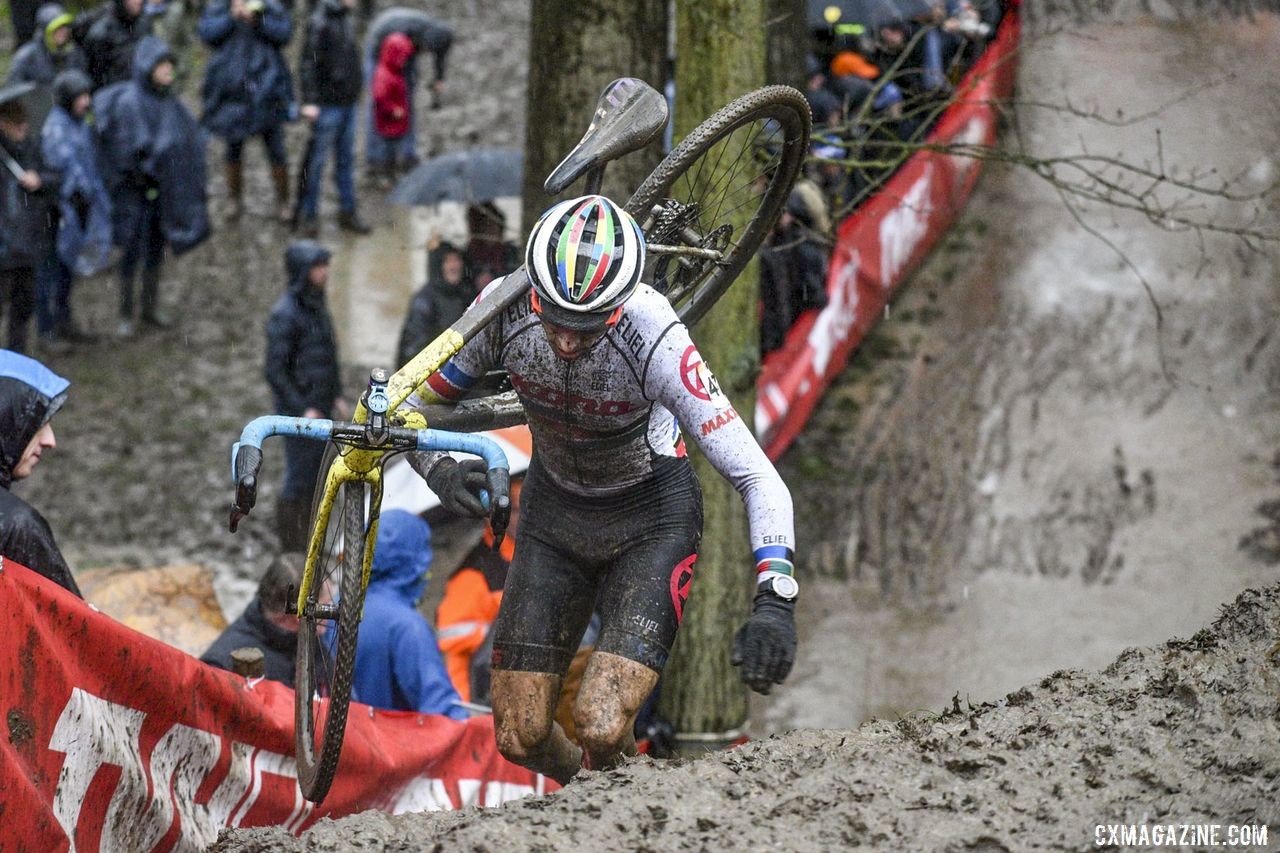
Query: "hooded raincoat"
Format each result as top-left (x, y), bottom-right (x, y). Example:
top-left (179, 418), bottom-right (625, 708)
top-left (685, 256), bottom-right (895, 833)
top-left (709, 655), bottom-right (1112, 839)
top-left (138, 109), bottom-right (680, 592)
top-left (197, 0), bottom-right (294, 142)
top-left (0, 351), bottom-right (81, 597)
top-left (82, 0), bottom-right (152, 90)
top-left (7, 3), bottom-right (87, 86)
top-left (364, 7), bottom-right (453, 84)
top-left (351, 509), bottom-right (466, 718)
top-left (41, 70), bottom-right (114, 276)
top-left (264, 240), bottom-right (340, 418)
top-left (93, 36), bottom-right (209, 255)
top-left (371, 31), bottom-right (411, 138)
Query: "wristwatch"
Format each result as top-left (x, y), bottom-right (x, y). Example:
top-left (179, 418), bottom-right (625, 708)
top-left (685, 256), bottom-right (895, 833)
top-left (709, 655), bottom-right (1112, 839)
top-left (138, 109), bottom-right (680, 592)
top-left (761, 573), bottom-right (799, 601)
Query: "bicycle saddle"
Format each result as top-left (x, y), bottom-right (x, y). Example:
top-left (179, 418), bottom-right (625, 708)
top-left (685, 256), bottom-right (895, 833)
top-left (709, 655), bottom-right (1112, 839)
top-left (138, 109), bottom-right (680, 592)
top-left (543, 77), bottom-right (669, 196)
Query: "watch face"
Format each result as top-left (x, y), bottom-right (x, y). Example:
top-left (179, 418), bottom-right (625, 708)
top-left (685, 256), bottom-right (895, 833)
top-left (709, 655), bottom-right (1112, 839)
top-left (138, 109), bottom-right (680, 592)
top-left (771, 575), bottom-right (799, 600)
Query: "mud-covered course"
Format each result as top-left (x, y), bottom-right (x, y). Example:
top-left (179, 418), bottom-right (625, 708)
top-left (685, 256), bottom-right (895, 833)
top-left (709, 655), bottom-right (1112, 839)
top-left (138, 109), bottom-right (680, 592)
top-left (218, 582), bottom-right (1280, 850)
top-left (10, 0), bottom-right (1280, 847)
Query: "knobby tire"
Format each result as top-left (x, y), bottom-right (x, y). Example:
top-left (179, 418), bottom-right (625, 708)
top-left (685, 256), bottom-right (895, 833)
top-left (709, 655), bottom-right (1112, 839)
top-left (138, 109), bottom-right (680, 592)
top-left (625, 85), bottom-right (811, 327)
top-left (295, 464), bottom-right (368, 803)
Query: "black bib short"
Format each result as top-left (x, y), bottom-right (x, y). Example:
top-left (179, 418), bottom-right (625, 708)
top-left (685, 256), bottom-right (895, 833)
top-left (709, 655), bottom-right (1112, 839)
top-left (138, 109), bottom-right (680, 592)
top-left (489, 456), bottom-right (702, 675)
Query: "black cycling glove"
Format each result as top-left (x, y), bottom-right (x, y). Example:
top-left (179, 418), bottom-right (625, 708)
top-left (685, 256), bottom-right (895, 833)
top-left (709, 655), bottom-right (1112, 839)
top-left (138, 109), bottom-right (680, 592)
top-left (731, 587), bottom-right (797, 695)
top-left (424, 457), bottom-right (490, 518)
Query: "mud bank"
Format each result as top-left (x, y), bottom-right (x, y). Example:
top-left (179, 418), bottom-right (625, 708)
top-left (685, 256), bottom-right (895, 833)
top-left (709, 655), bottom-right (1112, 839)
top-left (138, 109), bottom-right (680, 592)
top-left (761, 11), bottom-right (1280, 731)
top-left (217, 582), bottom-right (1280, 850)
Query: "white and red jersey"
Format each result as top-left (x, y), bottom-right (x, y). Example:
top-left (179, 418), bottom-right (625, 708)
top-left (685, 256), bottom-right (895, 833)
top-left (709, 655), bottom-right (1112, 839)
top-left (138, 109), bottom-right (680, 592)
top-left (413, 277), bottom-right (796, 573)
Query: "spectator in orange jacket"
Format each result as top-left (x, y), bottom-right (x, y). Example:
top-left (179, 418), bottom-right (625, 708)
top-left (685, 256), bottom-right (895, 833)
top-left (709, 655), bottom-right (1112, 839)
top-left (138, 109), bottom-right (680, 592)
top-left (435, 477), bottom-right (519, 702)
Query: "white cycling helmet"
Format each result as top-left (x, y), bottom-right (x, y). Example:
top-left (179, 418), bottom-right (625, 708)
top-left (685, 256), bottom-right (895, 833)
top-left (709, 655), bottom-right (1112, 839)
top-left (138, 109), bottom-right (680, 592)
top-left (525, 195), bottom-right (646, 331)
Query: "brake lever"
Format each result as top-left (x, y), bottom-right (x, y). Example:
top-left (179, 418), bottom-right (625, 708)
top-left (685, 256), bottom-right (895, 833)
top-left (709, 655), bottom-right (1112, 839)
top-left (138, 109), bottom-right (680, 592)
top-left (485, 466), bottom-right (512, 550)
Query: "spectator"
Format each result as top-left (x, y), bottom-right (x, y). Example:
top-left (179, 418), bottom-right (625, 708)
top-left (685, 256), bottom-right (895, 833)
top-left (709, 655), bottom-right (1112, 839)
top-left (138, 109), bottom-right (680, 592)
top-left (760, 192), bottom-right (829, 354)
top-left (395, 240), bottom-right (473, 366)
top-left (435, 477), bottom-right (520, 701)
top-left (38, 69), bottom-right (112, 350)
top-left (464, 201), bottom-right (513, 287)
top-left (0, 88), bottom-right (61, 355)
top-left (142, 0), bottom-right (189, 60)
top-left (82, 0), bottom-right (152, 91)
top-left (10, 0), bottom-right (42, 48)
top-left (803, 55), bottom-right (841, 129)
top-left (7, 3), bottom-right (86, 87)
top-left (264, 240), bottom-right (347, 552)
top-left (296, 0), bottom-right (370, 237)
top-left (0, 351), bottom-right (81, 597)
top-left (201, 553), bottom-right (303, 685)
top-left (198, 0), bottom-right (295, 223)
top-left (872, 19), bottom-right (948, 100)
top-left (93, 36), bottom-right (209, 338)
top-left (352, 509), bottom-right (467, 718)
top-left (369, 32), bottom-right (412, 186)
top-left (363, 7), bottom-right (453, 175)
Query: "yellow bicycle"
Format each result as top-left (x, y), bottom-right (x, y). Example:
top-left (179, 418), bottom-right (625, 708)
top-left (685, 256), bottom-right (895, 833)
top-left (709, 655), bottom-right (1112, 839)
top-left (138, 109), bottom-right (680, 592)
top-left (229, 77), bottom-right (811, 802)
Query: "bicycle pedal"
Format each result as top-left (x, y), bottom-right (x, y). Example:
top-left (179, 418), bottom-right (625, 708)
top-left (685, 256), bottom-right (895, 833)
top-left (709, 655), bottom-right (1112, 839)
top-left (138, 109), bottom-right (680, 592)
top-left (285, 584), bottom-right (298, 615)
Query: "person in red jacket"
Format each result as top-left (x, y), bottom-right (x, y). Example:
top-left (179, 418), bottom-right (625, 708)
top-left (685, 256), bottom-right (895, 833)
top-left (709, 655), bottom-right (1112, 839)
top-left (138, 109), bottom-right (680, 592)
top-left (370, 31), bottom-right (412, 186)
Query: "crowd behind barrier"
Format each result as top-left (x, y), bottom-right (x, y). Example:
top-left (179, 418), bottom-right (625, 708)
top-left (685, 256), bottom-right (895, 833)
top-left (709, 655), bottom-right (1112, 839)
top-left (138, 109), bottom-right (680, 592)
top-left (0, 0), bottom-right (1010, 828)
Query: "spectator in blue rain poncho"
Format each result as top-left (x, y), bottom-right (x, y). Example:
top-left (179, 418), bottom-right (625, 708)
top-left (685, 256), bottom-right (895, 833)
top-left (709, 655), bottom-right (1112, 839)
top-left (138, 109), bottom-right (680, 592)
top-left (352, 509), bottom-right (468, 719)
top-left (38, 69), bottom-right (113, 348)
top-left (93, 35), bottom-right (209, 337)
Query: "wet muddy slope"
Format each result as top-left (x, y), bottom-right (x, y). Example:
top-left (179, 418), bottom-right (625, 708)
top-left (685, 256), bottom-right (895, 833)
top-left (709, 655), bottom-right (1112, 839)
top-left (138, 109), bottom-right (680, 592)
top-left (760, 9), bottom-right (1280, 731)
top-left (218, 582), bottom-right (1280, 850)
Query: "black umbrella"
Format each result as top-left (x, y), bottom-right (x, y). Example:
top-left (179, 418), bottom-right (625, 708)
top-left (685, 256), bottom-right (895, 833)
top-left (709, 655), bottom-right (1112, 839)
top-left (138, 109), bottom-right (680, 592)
top-left (808, 0), bottom-right (903, 31)
top-left (390, 148), bottom-right (523, 206)
top-left (0, 81), bottom-right (36, 109)
top-left (0, 81), bottom-right (52, 134)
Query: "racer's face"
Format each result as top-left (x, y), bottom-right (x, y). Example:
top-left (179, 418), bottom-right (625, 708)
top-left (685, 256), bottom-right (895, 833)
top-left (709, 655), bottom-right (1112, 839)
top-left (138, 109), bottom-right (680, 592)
top-left (538, 317), bottom-right (604, 361)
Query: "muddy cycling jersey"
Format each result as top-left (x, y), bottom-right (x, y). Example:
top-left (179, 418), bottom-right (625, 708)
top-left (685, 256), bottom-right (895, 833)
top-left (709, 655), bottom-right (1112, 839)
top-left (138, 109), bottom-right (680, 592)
top-left (412, 276), bottom-right (796, 575)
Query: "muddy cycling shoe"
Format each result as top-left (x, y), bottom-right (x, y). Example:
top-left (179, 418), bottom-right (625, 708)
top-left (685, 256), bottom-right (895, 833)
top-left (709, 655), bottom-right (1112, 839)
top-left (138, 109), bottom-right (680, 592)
top-left (731, 589), bottom-right (797, 695)
top-left (425, 457), bottom-right (490, 518)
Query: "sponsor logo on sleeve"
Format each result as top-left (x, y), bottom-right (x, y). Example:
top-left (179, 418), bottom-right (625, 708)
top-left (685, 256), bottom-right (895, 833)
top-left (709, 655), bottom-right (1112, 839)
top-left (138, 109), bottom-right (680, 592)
top-left (679, 345), bottom-right (730, 408)
top-left (700, 407), bottom-right (739, 436)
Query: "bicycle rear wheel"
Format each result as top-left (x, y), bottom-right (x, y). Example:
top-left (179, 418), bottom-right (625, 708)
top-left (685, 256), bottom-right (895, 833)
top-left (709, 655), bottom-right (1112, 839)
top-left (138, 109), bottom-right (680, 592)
top-left (294, 454), bottom-right (372, 803)
top-left (626, 85), bottom-right (811, 328)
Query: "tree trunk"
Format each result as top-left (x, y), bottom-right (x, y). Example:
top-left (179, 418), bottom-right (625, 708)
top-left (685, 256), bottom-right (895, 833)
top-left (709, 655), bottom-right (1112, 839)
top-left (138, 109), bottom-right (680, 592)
top-left (521, 0), bottom-right (668, 233)
top-left (765, 0), bottom-right (808, 89)
top-left (658, 0), bottom-right (767, 751)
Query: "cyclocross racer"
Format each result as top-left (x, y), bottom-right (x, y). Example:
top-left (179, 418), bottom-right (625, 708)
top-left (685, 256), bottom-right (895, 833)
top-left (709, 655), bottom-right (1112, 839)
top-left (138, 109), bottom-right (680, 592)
top-left (409, 195), bottom-right (798, 784)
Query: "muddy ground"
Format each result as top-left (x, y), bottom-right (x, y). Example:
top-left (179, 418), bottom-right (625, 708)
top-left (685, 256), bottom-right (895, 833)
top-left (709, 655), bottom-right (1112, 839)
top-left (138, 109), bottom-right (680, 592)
top-left (220, 582), bottom-right (1280, 850)
top-left (8, 0), bottom-right (1280, 847)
